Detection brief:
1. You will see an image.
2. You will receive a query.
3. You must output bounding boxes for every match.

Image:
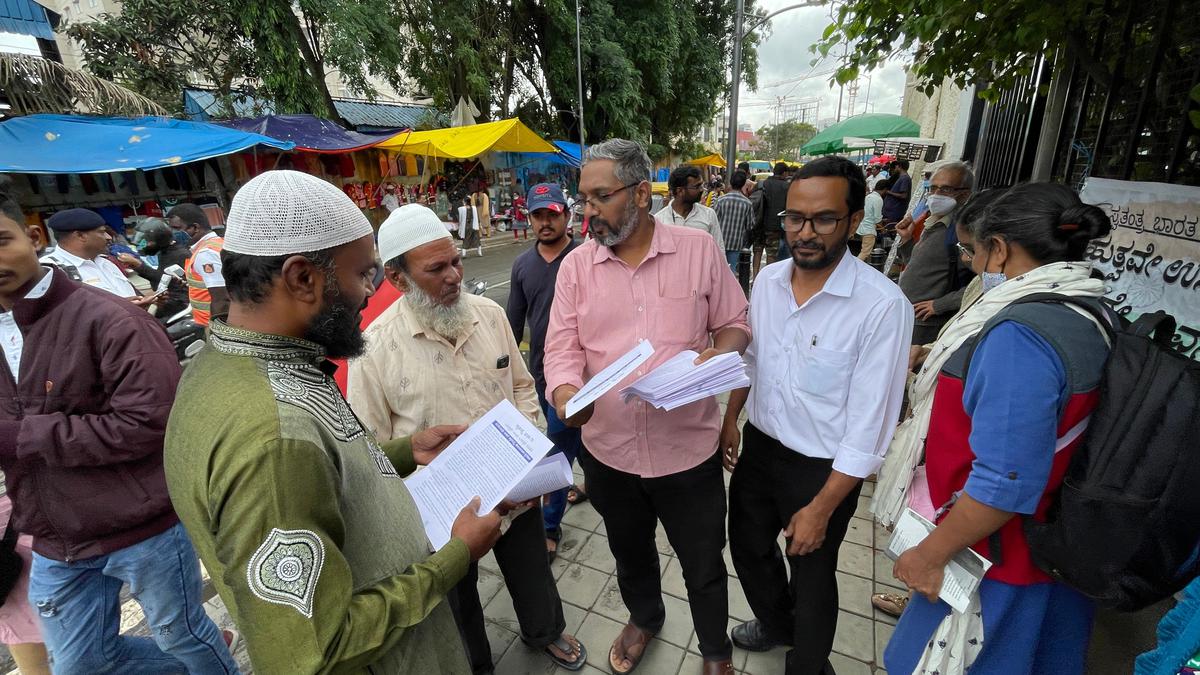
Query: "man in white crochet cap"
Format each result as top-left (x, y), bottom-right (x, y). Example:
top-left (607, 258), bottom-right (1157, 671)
top-left (164, 171), bottom-right (503, 674)
top-left (347, 203), bottom-right (588, 672)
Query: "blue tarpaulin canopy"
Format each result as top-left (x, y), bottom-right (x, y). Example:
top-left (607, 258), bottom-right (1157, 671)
top-left (0, 114), bottom-right (295, 174)
top-left (514, 140), bottom-right (582, 168)
top-left (216, 114), bottom-right (394, 153)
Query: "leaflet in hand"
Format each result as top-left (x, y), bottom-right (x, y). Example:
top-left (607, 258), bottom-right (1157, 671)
top-left (885, 508), bottom-right (992, 613)
top-left (404, 400), bottom-right (554, 549)
top-left (504, 453), bottom-right (573, 503)
top-left (565, 340), bottom-right (654, 418)
top-left (619, 349), bottom-right (750, 411)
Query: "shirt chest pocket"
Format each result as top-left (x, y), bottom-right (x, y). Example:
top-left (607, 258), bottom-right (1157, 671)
top-left (790, 346), bottom-right (855, 407)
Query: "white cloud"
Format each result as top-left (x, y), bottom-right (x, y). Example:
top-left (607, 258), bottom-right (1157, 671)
top-left (735, 1), bottom-right (910, 131)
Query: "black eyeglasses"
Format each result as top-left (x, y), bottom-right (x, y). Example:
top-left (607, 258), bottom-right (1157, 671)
top-left (777, 210), bottom-right (850, 235)
top-left (575, 182), bottom-right (642, 210)
top-left (956, 242), bottom-right (975, 260)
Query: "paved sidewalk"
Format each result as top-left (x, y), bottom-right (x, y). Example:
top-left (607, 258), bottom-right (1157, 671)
top-left (474, 464), bottom-right (894, 675)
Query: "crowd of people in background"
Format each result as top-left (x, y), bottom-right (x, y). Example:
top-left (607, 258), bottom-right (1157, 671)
top-left (0, 130), bottom-right (1196, 675)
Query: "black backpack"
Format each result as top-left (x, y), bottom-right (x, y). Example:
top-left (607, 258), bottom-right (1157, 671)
top-left (998, 294), bottom-right (1200, 611)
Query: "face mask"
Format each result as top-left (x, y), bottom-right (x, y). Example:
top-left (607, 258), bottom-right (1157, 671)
top-left (979, 247), bottom-right (1006, 294)
top-left (925, 194), bottom-right (958, 216)
top-left (981, 271), bottom-right (1007, 294)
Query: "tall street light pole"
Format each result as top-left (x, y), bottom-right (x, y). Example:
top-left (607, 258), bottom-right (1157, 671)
top-left (575, 0), bottom-right (586, 157)
top-left (724, 0), bottom-right (829, 179)
top-left (724, 0), bottom-right (746, 181)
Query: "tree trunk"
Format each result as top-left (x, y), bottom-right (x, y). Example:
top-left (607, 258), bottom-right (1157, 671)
top-left (279, 3), bottom-right (340, 121)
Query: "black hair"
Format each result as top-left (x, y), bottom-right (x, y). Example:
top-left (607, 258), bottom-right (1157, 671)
top-left (736, 162), bottom-right (751, 173)
top-left (896, 160), bottom-right (910, 171)
top-left (873, 178), bottom-right (892, 192)
top-left (667, 165), bottom-right (702, 192)
top-left (973, 182), bottom-right (1112, 263)
top-left (0, 177), bottom-right (21, 224)
top-left (773, 162), bottom-right (788, 175)
top-left (167, 203), bottom-right (210, 229)
top-left (793, 156), bottom-right (866, 214)
top-left (221, 249), bottom-right (337, 305)
top-left (730, 170), bottom-right (749, 191)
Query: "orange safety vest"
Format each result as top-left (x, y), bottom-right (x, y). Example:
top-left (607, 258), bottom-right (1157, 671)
top-left (185, 235), bottom-right (223, 326)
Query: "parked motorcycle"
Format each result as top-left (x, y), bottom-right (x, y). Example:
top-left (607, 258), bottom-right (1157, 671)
top-left (157, 265), bottom-right (206, 365)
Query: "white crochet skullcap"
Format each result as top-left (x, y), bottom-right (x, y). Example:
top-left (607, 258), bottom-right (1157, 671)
top-left (223, 170), bottom-right (373, 256)
top-left (377, 203), bottom-right (452, 263)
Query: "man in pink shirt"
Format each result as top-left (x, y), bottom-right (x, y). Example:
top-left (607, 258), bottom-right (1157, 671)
top-left (544, 139), bottom-right (751, 675)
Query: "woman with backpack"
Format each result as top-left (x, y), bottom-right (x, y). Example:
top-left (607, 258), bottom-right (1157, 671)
top-left (879, 182), bottom-right (1114, 674)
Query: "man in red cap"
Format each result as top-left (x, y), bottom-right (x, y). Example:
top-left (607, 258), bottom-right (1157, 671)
top-left (506, 183), bottom-right (585, 560)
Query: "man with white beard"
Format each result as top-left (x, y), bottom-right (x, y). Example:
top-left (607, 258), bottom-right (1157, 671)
top-left (347, 203), bottom-right (587, 674)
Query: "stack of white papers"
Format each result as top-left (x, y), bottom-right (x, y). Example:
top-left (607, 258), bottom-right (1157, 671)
top-left (619, 349), bottom-right (750, 411)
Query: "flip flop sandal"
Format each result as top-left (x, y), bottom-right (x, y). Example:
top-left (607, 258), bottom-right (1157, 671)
top-left (871, 592), bottom-right (909, 617)
top-left (534, 634), bottom-right (586, 671)
top-left (567, 484), bottom-right (590, 505)
top-left (609, 623), bottom-right (655, 674)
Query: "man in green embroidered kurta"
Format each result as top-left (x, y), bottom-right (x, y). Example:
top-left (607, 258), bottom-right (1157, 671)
top-left (164, 170), bottom-right (503, 674)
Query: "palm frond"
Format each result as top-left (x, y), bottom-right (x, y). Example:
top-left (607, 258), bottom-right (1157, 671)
top-left (0, 53), bottom-right (167, 117)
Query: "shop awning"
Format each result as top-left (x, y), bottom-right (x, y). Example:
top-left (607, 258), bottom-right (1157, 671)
top-left (217, 114), bottom-right (394, 153)
top-left (685, 153), bottom-right (727, 168)
top-left (801, 113), bottom-right (921, 156)
top-left (377, 118), bottom-right (556, 159)
top-left (0, 114), bottom-right (294, 174)
top-left (0, 0), bottom-right (56, 40)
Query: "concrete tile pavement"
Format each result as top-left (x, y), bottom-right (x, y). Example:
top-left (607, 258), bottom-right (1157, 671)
top-left (478, 464), bottom-right (892, 675)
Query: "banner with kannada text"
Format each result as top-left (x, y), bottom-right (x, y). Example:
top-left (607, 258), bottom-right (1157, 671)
top-left (1081, 177), bottom-right (1200, 360)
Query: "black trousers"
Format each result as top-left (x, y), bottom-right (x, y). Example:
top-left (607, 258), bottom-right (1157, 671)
top-left (448, 505), bottom-right (565, 674)
top-left (729, 422), bottom-right (862, 675)
top-left (578, 448), bottom-right (733, 661)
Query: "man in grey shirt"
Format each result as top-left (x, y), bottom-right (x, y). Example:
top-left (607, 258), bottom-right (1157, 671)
top-left (895, 162), bottom-right (976, 344)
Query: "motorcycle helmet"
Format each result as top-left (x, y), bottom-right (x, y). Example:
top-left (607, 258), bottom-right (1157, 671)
top-left (137, 218), bottom-right (175, 255)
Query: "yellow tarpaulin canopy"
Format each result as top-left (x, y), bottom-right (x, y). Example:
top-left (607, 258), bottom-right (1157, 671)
top-left (685, 153), bottom-right (727, 168)
top-left (376, 118), bottom-right (557, 159)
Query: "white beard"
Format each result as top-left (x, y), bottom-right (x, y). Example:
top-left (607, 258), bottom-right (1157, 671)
top-left (403, 279), bottom-right (473, 340)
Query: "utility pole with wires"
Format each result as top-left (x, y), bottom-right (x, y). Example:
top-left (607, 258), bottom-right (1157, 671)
top-left (724, 0), bottom-right (824, 181)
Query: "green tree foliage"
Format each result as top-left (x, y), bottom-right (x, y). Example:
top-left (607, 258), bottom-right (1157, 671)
top-left (815, 0), bottom-right (1124, 99)
top-left (67, 0), bottom-right (412, 118)
top-left (395, 0), bottom-right (765, 143)
top-left (755, 120), bottom-right (817, 159)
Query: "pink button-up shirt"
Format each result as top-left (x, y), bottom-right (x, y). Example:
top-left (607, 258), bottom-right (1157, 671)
top-left (544, 222), bottom-right (750, 477)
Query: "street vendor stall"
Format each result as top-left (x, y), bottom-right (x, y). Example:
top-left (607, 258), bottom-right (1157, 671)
top-left (800, 113), bottom-right (921, 156)
top-left (0, 113), bottom-right (294, 228)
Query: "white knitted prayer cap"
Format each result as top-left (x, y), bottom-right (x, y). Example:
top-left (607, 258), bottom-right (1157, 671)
top-left (223, 170), bottom-right (373, 256)
top-left (377, 203), bottom-right (452, 264)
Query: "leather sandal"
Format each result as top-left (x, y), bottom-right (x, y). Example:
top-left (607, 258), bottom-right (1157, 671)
top-left (609, 622), bottom-right (655, 674)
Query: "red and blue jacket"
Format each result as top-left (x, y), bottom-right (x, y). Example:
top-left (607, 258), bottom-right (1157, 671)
top-left (924, 299), bottom-right (1111, 585)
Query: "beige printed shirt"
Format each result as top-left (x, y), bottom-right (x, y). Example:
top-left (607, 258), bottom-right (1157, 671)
top-left (347, 293), bottom-right (540, 442)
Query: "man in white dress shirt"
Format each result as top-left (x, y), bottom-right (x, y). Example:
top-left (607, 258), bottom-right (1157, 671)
top-left (720, 156), bottom-right (913, 674)
top-left (40, 209), bottom-right (145, 301)
top-left (654, 165), bottom-right (724, 245)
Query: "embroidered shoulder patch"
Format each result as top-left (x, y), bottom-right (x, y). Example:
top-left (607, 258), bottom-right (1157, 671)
top-left (246, 528), bottom-right (325, 618)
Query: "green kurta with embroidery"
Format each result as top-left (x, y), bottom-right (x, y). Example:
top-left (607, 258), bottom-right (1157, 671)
top-left (164, 321), bottom-right (471, 674)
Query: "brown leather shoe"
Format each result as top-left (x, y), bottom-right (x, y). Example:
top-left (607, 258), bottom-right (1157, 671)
top-left (702, 658), bottom-right (734, 675)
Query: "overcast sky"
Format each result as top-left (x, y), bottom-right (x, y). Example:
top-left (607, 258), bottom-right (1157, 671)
top-left (737, 0), bottom-right (909, 131)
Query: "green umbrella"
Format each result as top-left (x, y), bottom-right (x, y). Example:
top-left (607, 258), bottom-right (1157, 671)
top-left (800, 113), bottom-right (921, 156)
